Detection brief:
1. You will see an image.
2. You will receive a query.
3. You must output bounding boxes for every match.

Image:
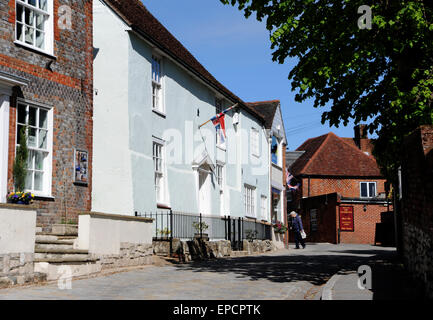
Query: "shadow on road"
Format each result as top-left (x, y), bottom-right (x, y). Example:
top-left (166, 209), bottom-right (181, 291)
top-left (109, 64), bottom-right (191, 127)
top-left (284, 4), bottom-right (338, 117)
top-left (172, 249), bottom-right (389, 287)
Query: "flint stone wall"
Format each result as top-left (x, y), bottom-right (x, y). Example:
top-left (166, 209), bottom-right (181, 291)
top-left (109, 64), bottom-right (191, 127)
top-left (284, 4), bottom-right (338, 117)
top-left (403, 223), bottom-right (433, 298)
top-left (153, 239), bottom-right (277, 262)
top-left (95, 242), bottom-right (153, 270)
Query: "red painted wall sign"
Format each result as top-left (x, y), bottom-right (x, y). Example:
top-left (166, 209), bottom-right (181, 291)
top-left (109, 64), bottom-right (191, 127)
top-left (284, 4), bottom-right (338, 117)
top-left (339, 206), bottom-right (354, 232)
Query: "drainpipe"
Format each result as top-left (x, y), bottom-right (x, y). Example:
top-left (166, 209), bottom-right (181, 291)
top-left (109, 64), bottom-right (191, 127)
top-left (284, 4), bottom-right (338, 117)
top-left (268, 133), bottom-right (272, 223)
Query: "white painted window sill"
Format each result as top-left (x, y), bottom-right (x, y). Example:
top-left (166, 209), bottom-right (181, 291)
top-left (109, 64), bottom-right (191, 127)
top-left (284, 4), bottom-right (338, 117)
top-left (152, 109), bottom-right (166, 118)
top-left (14, 41), bottom-right (57, 59)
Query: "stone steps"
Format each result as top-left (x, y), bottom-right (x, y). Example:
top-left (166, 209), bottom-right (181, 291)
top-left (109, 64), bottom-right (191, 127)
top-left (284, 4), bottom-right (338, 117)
top-left (34, 247), bottom-right (90, 261)
top-left (34, 256), bottom-right (98, 263)
top-left (35, 242), bottom-right (74, 251)
top-left (33, 232), bottom-right (101, 281)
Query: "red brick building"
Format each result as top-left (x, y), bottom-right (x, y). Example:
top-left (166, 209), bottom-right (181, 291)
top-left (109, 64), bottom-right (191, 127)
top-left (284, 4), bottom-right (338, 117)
top-left (0, 0), bottom-right (93, 230)
top-left (288, 126), bottom-right (392, 244)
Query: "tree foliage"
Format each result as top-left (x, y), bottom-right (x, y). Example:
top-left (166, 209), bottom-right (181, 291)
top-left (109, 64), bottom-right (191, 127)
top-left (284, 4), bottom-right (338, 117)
top-left (221, 0), bottom-right (433, 182)
top-left (13, 126), bottom-right (28, 192)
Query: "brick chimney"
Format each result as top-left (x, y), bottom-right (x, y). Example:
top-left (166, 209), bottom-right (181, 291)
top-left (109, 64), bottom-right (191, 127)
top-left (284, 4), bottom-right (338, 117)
top-left (354, 124), bottom-right (373, 155)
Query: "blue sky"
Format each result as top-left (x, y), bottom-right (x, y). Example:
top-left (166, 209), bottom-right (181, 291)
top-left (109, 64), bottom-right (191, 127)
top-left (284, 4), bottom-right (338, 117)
top-left (143, 0), bottom-right (358, 150)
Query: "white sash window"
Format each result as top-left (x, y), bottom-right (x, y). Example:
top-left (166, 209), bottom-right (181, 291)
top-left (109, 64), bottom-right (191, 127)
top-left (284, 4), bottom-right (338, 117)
top-left (16, 102), bottom-right (52, 195)
top-left (15, 0), bottom-right (53, 54)
top-left (152, 55), bottom-right (164, 113)
top-left (244, 185), bottom-right (256, 218)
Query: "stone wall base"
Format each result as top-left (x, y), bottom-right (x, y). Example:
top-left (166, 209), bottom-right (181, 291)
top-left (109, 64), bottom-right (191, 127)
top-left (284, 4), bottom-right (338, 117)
top-left (94, 243), bottom-right (154, 270)
top-left (153, 239), bottom-right (277, 262)
top-left (403, 222), bottom-right (433, 299)
top-left (0, 253), bottom-right (46, 288)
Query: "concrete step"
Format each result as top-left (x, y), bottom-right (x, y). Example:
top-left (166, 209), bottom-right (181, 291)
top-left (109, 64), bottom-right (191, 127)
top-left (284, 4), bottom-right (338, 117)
top-left (35, 248), bottom-right (90, 261)
top-left (34, 261), bottom-right (102, 281)
top-left (34, 256), bottom-right (98, 263)
top-left (51, 224), bottom-right (78, 236)
top-left (35, 243), bottom-right (74, 251)
top-left (36, 233), bottom-right (77, 242)
top-left (36, 233), bottom-right (59, 242)
top-left (36, 239), bottom-right (75, 245)
top-left (35, 248), bottom-right (87, 254)
top-left (57, 236), bottom-right (78, 240)
top-left (35, 253), bottom-right (90, 260)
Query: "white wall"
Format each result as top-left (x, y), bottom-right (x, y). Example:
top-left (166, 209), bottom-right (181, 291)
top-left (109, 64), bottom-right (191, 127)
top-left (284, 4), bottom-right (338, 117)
top-left (77, 212), bottom-right (153, 255)
top-left (0, 95), bottom-right (9, 203)
top-left (0, 206), bottom-right (36, 254)
top-left (92, 0), bottom-right (134, 215)
top-left (93, 0), bottom-right (271, 220)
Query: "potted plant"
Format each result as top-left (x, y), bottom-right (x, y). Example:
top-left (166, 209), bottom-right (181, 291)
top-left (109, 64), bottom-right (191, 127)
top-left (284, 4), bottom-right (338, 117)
top-left (157, 228), bottom-right (172, 239)
top-left (192, 221), bottom-right (209, 240)
top-left (273, 221), bottom-right (288, 234)
top-left (7, 126), bottom-right (34, 205)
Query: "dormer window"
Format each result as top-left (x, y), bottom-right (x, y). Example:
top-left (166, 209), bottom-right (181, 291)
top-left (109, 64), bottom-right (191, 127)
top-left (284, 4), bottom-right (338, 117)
top-left (15, 0), bottom-right (53, 54)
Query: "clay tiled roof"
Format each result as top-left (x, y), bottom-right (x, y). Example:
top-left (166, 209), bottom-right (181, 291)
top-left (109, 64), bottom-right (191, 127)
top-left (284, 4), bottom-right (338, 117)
top-left (246, 100), bottom-right (280, 129)
top-left (102, 0), bottom-right (265, 122)
top-left (290, 132), bottom-right (382, 177)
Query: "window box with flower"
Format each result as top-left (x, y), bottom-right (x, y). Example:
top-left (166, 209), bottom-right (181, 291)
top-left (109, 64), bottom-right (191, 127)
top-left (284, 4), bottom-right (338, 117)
top-left (273, 221), bottom-right (288, 234)
top-left (7, 192), bottom-right (35, 205)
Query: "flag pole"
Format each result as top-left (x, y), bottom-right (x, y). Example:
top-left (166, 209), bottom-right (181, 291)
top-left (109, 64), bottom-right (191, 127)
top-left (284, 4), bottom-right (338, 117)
top-left (198, 103), bottom-right (238, 128)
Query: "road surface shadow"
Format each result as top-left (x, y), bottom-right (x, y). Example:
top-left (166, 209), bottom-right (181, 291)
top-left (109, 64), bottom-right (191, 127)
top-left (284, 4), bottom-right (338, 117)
top-left (173, 250), bottom-right (388, 287)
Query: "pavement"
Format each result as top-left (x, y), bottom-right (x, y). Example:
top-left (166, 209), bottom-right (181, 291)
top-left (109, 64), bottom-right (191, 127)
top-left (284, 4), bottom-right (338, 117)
top-left (320, 247), bottom-right (426, 300)
top-left (0, 243), bottom-right (424, 300)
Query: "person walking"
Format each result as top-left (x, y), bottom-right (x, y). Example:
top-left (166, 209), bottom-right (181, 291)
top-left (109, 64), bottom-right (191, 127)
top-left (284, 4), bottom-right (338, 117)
top-left (290, 211), bottom-right (306, 249)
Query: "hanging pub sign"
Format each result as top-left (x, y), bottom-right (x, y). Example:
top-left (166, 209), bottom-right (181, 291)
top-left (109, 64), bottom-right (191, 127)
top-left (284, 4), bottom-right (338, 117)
top-left (339, 206), bottom-right (354, 232)
top-left (74, 149), bottom-right (88, 185)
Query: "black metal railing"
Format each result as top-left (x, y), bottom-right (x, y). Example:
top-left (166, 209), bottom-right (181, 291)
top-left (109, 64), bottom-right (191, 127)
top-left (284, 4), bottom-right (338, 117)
top-left (135, 210), bottom-right (272, 254)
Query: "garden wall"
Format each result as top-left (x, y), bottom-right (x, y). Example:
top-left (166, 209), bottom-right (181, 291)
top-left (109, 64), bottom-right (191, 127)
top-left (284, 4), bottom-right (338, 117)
top-left (153, 238), bottom-right (277, 262)
top-left (0, 204), bottom-right (45, 287)
top-left (76, 212), bottom-right (154, 269)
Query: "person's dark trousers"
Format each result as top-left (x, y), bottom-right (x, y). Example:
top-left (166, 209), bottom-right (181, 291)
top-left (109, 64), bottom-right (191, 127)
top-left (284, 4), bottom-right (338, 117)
top-left (294, 231), bottom-right (306, 249)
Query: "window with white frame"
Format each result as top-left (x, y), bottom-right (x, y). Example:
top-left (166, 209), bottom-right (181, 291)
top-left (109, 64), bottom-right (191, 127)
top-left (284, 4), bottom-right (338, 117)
top-left (260, 195), bottom-right (267, 220)
top-left (360, 182), bottom-right (377, 198)
top-left (152, 55), bottom-right (164, 113)
top-left (244, 185), bottom-right (256, 218)
top-left (16, 102), bottom-right (52, 195)
top-left (251, 128), bottom-right (259, 157)
top-left (216, 164), bottom-right (224, 189)
top-left (153, 140), bottom-right (166, 204)
top-left (215, 98), bottom-right (223, 115)
top-left (15, 0), bottom-right (53, 53)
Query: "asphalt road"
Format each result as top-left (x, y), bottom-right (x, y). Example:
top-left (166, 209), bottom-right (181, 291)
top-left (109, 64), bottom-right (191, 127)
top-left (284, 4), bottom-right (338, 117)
top-left (0, 244), bottom-right (400, 300)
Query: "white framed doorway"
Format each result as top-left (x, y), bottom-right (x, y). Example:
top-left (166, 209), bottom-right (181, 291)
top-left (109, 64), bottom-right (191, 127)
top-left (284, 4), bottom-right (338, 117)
top-left (0, 94), bottom-right (10, 203)
top-left (198, 164), bottom-right (212, 216)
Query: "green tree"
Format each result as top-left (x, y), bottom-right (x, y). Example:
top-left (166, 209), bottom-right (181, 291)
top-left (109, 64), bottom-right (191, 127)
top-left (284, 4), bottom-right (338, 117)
top-left (221, 0), bottom-right (433, 183)
top-left (13, 126), bottom-right (29, 192)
